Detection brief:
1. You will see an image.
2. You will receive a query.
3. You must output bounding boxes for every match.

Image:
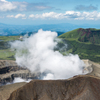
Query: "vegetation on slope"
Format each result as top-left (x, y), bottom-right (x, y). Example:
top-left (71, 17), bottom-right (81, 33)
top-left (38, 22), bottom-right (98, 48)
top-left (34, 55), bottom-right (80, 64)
top-left (59, 28), bottom-right (100, 62)
top-left (0, 36), bottom-right (20, 60)
top-left (59, 28), bottom-right (100, 44)
top-left (0, 28), bottom-right (100, 62)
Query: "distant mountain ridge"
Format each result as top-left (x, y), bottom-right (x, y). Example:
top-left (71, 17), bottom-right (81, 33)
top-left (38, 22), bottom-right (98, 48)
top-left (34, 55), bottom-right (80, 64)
top-left (59, 28), bottom-right (100, 45)
top-left (0, 22), bottom-right (100, 36)
top-left (0, 23), bottom-right (75, 36)
top-left (20, 31), bottom-right (64, 36)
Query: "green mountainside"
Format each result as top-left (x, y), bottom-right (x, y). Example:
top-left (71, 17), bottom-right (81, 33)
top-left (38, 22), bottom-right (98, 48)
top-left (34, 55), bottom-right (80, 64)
top-left (59, 28), bottom-right (100, 45)
top-left (0, 36), bottom-right (20, 60)
top-left (0, 28), bottom-right (100, 62)
top-left (59, 28), bottom-right (100, 62)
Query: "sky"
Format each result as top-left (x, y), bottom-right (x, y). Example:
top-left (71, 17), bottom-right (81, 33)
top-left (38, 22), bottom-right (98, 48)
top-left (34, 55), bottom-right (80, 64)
top-left (0, 0), bottom-right (100, 25)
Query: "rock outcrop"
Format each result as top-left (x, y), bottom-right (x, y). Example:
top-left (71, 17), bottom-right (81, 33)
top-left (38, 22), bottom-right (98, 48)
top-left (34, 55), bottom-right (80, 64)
top-left (0, 59), bottom-right (100, 85)
top-left (83, 59), bottom-right (100, 77)
top-left (8, 75), bottom-right (100, 100)
top-left (1, 59), bottom-right (100, 100)
top-left (0, 60), bottom-right (39, 85)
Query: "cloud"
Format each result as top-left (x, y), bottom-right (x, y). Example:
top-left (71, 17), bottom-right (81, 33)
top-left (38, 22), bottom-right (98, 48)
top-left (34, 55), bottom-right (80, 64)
top-left (29, 12), bottom-right (64, 19)
top-left (15, 14), bottom-right (26, 18)
top-left (6, 11), bottom-right (100, 20)
top-left (29, 11), bottom-right (100, 20)
top-left (64, 11), bottom-right (81, 18)
top-left (29, 11), bottom-right (83, 19)
top-left (0, 0), bottom-right (17, 11)
top-left (75, 5), bottom-right (98, 11)
top-left (0, 0), bottom-right (52, 12)
top-left (6, 14), bottom-right (26, 19)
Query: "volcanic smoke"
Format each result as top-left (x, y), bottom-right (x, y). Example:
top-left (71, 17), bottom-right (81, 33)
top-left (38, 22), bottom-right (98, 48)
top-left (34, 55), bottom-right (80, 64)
top-left (10, 29), bottom-right (84, 80)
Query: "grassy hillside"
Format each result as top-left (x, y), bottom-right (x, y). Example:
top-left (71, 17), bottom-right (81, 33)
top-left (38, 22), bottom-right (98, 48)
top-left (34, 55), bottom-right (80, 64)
top-left (59, 28), bottom-right (100, 45)
top-left (0, 28), bottom-right (100, 62)
top-left (59, 28), bottom-right (100, 62)
top-left (0, 36), bottom-right (20, 60)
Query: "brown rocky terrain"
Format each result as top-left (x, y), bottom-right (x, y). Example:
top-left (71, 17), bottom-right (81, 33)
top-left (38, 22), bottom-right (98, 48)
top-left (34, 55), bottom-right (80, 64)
top-left (77, 28), bottom-right (100, 44)
top-left (0, 59), bottom-right (100, 100)
top-left (8, 75), bottom-right (100, 100)
top-left (0, 82), bottom-right (26, 100)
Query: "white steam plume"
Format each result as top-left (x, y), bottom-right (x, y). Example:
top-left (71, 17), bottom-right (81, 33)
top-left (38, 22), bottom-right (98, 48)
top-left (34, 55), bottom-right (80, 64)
top-left (13, 77), bottom-right (31, 83)
top-left (10, 29), bottom-right (84, 80)
top-left (6, 77), bottom-right (31, 85)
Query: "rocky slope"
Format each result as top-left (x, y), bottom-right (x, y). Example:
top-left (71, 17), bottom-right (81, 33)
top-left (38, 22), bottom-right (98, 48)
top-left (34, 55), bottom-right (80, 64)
top-left (0, 82), bottom-right (26, 100)
top-left (83, 59), bottom-right (100, 77)
top-left (0, 59), bottom-right (93, 85)
top-left (8, 75), bottom-right (100, 100)
top-left (1, 59), bottom-right (100, 100)
top-left (0, 60), bottom-right (39, 85)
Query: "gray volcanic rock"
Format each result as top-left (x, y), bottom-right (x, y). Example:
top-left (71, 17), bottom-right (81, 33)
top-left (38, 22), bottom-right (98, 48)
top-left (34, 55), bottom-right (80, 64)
top-left (82, 59), bottom-right (93, 74)
top-left (83, 59), bottom-right (100, 77)
top-left (1, 59), bottom-right (100, 100)
top-left (0, 59), bottom-right (99, 85)
top-left (0, 59), bottom-right (100, 85)
top-left (0, 60), bottom-right (39, 85)
top-left (8, 75), bottom-right (100, 100)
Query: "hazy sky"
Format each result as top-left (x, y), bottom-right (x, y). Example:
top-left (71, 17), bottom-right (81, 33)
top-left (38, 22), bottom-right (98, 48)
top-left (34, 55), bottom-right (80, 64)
top-left (0, 0), bottom-right (100, 25)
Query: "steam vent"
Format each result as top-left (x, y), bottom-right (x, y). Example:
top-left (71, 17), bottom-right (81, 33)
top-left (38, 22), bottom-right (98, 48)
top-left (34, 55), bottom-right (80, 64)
top-left (1, 59), bottom-right (100, 100)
